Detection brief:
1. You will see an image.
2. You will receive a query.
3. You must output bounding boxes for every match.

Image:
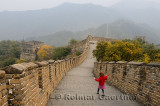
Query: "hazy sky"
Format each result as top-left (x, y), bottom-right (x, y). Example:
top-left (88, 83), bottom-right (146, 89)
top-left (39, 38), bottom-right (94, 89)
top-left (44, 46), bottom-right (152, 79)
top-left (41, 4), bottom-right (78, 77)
top-left (0, 0), bottom-right (159, 11)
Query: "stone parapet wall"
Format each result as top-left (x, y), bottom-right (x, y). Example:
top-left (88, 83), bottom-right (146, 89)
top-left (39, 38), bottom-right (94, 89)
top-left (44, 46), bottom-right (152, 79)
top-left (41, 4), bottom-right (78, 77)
top-left (87, 35), bottom-right (117, 42)
top-left (0, 45), bottom-right (90, 106)
top-left (70, 35), bottom-right (117, 53)
top-left (0, 35), bottom-right (119, 106)
top-left (0, 70), bottom-right (8, 106)
top-left (70, 37), bottom-right (90, 53)
top-left (93, 61), bottom-right (160, 106)
top-left (91, 37), bottom-right (117, 42)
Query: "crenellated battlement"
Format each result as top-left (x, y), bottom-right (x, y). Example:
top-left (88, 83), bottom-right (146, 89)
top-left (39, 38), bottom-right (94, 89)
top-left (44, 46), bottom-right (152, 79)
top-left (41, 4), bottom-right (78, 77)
top-left (70, 35), bottom-right (117, 53)
top-left (0, 44), bottom-right (90, 106)
top-left (0, 35), bottom-right (120, 106)
top-left (93, 61), bottom-right (160, 106)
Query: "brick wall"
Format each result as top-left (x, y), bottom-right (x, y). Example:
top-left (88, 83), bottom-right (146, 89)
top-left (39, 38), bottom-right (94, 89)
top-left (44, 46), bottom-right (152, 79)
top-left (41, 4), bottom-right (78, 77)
top-left (93, 61), bottom-right (160, 106)
top-left (87, 35), bottom-right (117, 42)
top-left (0, 70), bottom-right (8, 106)
top-left (0, 35), bottom-right (118, 106)
top-left (70, 35), bottom-right (117, 53)
top-left (0, 44), bottom-right (89, 106)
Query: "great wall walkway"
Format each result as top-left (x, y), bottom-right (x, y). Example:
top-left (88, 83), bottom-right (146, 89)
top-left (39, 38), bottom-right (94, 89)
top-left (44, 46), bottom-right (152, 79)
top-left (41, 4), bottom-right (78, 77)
top-left (46, 42), bottom-right (141, 106)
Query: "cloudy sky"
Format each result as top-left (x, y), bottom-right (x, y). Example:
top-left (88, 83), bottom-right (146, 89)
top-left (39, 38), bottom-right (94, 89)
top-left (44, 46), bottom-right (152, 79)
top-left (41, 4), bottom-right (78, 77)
top-left (0, 0), bottom-right (159, 11)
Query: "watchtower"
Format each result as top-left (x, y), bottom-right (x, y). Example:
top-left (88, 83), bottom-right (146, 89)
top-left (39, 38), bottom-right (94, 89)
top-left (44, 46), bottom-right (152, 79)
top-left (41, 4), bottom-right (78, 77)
top-left (20, 41), bottom-right (44, 61)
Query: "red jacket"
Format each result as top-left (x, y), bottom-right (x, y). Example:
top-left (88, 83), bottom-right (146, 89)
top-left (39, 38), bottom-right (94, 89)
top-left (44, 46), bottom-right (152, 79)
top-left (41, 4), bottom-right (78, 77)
top-left (95, 75), bottom-right (108, 85)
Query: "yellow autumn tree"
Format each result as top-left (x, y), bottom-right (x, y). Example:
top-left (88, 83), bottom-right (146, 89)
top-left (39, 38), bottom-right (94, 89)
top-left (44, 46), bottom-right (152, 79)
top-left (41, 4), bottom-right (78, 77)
top-left (16, 58), bottom-right (28, 63)
top-left (155, 53), bottom-right (160, 62)
top-left (93, 41), bottom-right (143, 62)
top-left (104, 41), bottom-right (143, 61)
top-left (143, 53), bottom-right (150, 63)
top-left (37, 45), bottom-right (53, 61)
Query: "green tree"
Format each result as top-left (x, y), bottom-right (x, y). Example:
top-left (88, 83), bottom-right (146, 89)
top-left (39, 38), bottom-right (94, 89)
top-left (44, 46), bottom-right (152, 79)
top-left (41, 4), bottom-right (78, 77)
top-left (75, 51), bottom-right (82, 56)
top-left (0, 40), bottom-right (21, 68)
top-left (0, 40), bottom-right (20, 57)
top-left (52, 46), bottom-right (71, 60)
top-left (142, 43), bottom-right (160, 62)
top-left (68, 38), bottom-right (78, 46)
top-left (93, 41), bottom-right (108, 62)
top-left (9, 41), bottom-right (21, 58)
top-left (135, 38), bottom-right (146, 45)
top-left (146, 49), bottom-right (160, 62)
top-left (2, 57), bottom-right (17, 67)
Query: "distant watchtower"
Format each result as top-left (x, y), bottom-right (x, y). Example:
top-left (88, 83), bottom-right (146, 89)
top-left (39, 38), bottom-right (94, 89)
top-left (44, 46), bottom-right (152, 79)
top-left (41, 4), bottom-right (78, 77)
top-left (20, 41), bottom-right (44, 61)
top-left (134, 36), bottom-right (146, 43)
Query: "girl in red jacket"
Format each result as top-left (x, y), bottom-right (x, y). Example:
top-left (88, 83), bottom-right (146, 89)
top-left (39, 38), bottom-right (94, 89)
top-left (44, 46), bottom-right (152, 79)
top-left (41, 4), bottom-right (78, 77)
top-left (94, 72), bottom-right (108, 96)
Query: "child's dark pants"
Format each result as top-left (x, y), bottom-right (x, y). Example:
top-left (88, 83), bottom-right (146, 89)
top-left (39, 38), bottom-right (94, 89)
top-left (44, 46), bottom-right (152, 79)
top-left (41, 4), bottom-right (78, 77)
top-left (97, 88), bottom-right (104, 93)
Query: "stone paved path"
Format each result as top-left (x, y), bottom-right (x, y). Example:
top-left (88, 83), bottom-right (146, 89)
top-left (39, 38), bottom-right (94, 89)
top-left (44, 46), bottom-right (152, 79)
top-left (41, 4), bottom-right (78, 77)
top-left (47, 42), bottom-right (141, 106)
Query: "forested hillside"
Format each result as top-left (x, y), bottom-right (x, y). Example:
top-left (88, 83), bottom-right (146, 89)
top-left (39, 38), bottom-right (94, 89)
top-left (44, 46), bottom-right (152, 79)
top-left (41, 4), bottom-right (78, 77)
top-left (0, 39), bottom-right (79, 68)
top-left (0, 40), bottom-right (21, 67)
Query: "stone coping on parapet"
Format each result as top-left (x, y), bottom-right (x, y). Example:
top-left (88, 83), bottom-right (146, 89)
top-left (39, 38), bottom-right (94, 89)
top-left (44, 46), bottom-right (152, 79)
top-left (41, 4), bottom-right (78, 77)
top-left (94, 61), bottom-right (149, 65)
top-left (54, 61), bottom-right (58, 64)
top-left (116, 61), bottom-right (127, 64)
top-left (64, 58), bottom-right (69, 61)
top-left (127, 61), bottom-right (146, 66)
top-left (57, 60), bottom-right (63, 62)
top-left (36, 61), bottom-right (49, 67)
top-left (48, 60), bottom-right (55, 64)
top-left (108, 61), bottom-right (116, 64)
top-left (94, 61), bottom-right (109, 64)
top-left (3, 62), bottom-right (38, 74)
top-left (0, 70), bottom-right (5, 79)
top-left (95, 61), bottom-right (160, 66)
top-left (147, 62), bottom-right (160, 67)
top-left (73, 57), bottom-right (76, 59)
top-left (57, 60), bottom-right (65, 63)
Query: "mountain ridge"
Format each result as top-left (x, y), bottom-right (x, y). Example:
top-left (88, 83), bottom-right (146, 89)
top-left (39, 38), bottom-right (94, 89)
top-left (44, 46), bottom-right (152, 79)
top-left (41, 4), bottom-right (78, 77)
top-left (26, 19), bottom-right (160, 46)
top-left (0, 2), bottom-right (160, 42)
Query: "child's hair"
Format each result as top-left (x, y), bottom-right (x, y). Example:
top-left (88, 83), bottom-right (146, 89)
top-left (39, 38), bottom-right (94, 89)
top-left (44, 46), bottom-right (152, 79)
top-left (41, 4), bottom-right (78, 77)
top-left (99, 72), bottom-right (104, 77)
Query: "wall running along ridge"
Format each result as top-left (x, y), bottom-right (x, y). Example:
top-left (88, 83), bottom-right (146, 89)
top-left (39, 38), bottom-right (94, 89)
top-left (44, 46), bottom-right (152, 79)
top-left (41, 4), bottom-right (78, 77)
top-left (93, 61), bottom-right (160, 106)
top-left (70, 35), bottom-right (117, 53)
top-left (0, 35), bottom-right (117, 106)
top-left (0, 39), bottom-right (90, 106)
